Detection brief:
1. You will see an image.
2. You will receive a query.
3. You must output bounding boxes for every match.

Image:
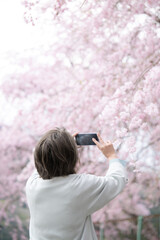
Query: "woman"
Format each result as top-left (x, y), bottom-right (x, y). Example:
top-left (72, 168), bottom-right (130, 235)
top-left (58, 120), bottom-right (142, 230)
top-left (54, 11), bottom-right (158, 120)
top-left (25, 127), bottom-right (128, 240)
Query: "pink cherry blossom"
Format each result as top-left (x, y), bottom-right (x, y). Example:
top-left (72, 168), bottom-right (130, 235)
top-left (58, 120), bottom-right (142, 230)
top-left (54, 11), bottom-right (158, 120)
top-left (144, 103), bottom-right (159, 117)
top-left (129, 116), bottom-right (143, 130)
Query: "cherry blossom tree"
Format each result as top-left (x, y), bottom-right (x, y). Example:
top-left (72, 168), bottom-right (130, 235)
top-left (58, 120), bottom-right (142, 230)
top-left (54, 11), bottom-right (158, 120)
top-left (0, 0), bottom-right (160, 239)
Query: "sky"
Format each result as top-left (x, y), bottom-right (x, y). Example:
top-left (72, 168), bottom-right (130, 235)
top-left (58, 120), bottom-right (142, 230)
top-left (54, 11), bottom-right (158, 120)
top-left (0, 0), bottom-right (35, 83)
top-left (0, 0), bottom-right (59, 53)
top-left (0, 0), bottom-right (33, 52)
top-left (0, 0), bottom-right (27, 124)
top-left (0, 0), bottom-right (55, 124)
top-left (0, 0), bottom-right (53, 53)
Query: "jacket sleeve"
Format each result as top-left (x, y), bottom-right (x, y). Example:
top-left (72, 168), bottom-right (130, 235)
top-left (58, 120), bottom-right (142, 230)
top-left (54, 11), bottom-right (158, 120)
top-left (25, 169), bottom-right (40, 192)
top-left (80, 158), bottom-right (128, 216)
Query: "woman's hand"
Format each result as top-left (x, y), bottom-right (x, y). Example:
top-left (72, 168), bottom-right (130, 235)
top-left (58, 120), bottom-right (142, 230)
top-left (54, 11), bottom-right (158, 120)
top-left (92, 133), bottom-right (118, 160)
top-left (72, 132), bottom-right (79, 138)
top-left (72, 132), bottom-right (82, 148)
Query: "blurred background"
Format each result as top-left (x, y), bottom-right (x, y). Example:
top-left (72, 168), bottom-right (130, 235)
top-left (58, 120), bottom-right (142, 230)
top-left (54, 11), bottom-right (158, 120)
top-left (0, 0), bottom-right (160, 239)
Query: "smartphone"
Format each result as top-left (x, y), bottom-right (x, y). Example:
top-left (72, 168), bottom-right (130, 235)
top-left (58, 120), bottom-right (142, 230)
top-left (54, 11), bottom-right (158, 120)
top-left (75, 133), bottom-right (99, 145)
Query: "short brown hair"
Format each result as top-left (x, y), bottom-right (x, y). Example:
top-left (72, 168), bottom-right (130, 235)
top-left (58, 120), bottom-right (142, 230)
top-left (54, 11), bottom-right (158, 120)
top-left (34, 128), bottom-right (79, 179)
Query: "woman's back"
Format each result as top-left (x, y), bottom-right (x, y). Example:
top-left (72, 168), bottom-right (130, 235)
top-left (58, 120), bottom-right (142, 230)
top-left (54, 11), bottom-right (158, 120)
top-left (26, 160), bottom-right (127, 240)
top-left (26, 173), bottom-right (87, 240)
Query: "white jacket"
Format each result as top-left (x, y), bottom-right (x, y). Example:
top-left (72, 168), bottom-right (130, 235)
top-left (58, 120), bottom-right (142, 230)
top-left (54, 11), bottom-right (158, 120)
top-left (25, 158), bottom-right (128, 240)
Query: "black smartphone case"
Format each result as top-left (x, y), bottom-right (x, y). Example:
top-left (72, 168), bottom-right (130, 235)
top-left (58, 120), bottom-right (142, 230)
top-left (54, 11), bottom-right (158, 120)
top-left (75, 133), bottom-right (99, 145)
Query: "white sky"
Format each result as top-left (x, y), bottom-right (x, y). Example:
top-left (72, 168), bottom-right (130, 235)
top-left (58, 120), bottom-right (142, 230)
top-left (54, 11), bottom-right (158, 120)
top-left (0, 0), bottom-right (33, 52)
top-left (0, 0), bottom-right (36, 124)
top-left (0, 0), bottom-right (56, 54)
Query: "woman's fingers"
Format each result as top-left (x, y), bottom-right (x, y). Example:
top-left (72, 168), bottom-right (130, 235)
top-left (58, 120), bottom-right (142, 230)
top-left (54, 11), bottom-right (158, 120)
top-left (72, 132), bottom-right (79, 137)
top-left (92, 138), bottom-right (101, 148)
top-left (97, 133), bottom-right (105, 144)
top-left (97, 133), bottom-right (111, 145)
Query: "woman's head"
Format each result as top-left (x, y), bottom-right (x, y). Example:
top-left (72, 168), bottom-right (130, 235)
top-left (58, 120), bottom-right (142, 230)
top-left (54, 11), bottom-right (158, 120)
top-left (34, 128), bottom-right (79, 179)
